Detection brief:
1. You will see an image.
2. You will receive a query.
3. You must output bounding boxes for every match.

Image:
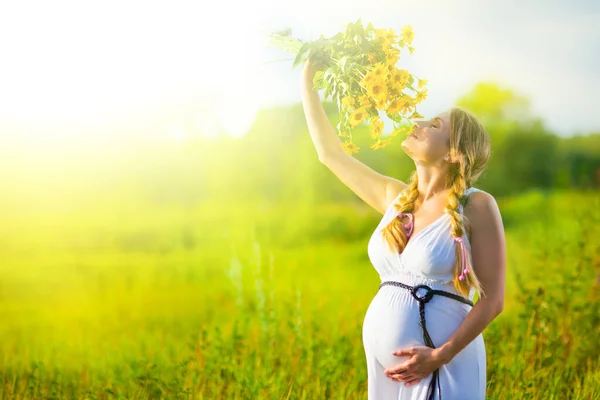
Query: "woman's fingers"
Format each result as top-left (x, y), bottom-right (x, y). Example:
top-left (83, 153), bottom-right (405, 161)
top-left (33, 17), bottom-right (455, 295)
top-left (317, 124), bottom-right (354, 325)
top-left (391, 374), bottom-right (422, 386)
top-left (390, 372), bottom-right (415, 382)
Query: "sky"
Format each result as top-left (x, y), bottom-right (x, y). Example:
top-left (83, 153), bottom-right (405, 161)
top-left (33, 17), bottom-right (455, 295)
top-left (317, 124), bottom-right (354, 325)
top-left (0, 0), bottom-right (598, 143)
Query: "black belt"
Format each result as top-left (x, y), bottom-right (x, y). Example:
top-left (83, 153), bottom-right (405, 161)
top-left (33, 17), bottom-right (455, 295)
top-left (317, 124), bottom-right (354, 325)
top-left (379, 280), bottom-right (474, 400)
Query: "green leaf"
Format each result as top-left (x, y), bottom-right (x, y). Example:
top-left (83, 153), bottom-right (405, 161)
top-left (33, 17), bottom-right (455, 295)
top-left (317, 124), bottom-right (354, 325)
top-left (338, 56), bottom-right (348, 73)
top-left (292, 42), bottom-right (310, 69)
top-left (314, 71), bottom-right (325, 88)
top-left (267, 33), bottom-right (304, 54)
top-left (272, 27), bottom-right (292, 37)
top-left (386, 112), bottom-right (402, 123)
top-left (323, 83), bottom-right (332, 100)
top-left (340, 81), bottom-right (349, 93)
top-left (324, 69), bottom-right (334, 83)
top-left (367, 106), bottom-right (379, 119)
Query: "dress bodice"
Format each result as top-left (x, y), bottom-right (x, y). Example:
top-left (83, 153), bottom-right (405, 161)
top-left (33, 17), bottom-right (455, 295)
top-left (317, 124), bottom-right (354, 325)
top-left (367, 187), bottom-right (483, 299)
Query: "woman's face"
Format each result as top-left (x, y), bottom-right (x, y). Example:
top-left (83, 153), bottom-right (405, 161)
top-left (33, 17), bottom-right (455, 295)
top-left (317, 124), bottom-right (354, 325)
top-left (401, 110), bottom-right (452, 163)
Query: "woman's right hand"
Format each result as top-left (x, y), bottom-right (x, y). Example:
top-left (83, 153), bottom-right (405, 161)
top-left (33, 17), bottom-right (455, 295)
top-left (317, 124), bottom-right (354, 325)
top-left (301, 57), bottom-right (321, 83)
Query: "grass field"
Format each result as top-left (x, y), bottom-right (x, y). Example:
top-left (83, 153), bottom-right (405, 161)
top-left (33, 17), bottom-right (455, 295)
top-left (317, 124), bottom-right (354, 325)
top-left (1, 189), bottom-right (599, 399)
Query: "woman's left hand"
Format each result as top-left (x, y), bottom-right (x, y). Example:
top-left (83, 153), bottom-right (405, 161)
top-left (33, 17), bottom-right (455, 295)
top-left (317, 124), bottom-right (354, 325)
top-left (384, 346), bottom-right (445, 386)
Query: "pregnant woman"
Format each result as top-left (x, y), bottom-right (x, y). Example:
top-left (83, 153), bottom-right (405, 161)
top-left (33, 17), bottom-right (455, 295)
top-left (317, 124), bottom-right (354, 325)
top-left (300, 59), bottom-right (506, 400)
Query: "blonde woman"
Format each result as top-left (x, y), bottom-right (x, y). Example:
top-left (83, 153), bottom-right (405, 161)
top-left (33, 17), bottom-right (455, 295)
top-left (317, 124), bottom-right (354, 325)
top-left (300, 59), bottom-right (506, 400)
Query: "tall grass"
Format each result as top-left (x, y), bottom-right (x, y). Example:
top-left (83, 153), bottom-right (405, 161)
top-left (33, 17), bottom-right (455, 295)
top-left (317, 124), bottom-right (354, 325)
top-left (0, 190), bottom-right (598, 399)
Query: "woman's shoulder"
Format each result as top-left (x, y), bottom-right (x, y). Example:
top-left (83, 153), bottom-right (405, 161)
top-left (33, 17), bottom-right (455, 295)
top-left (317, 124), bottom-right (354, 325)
top-left (463, 188), bottom-right (502, 228)
top-left (461, 187), bottom-right (489, 210)
top-left (465, 187), bottom-right (487, 196)
top-left (464, 187), bottom-right (496, 209)
top-left (465, 187), bottom-right (494, 202)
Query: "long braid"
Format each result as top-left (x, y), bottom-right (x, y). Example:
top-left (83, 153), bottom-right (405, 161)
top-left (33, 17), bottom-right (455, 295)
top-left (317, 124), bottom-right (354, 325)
top-left (381, 170), bottom-right (419, 255)
top-left (447, 160), bottom-right (486, 298)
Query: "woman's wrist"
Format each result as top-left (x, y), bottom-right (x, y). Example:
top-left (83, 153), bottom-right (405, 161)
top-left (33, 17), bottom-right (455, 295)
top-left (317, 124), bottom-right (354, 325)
top-left (300, 72), bottom-right (319, 97)
top-left (301, 59), bottom-right (319, 84)
top-left (434, 342), bottom-right (456, 365)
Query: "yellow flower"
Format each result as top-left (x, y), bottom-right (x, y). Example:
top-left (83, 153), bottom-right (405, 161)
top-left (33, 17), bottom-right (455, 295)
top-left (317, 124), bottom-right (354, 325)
top-left (388, 86), bottom-right (400, 98)
top-left (349, 107), bottom-right (368, 127)
top-left (361, 71), bottom-right (378, 88)
top-left (356, 94), bottom-right (372, 108)
top-left (409, 95), bottom-right (419, 107)
top-left (390, 69), bottom-right (410, 88)
top-left (338, 129), bottom-right (350, 137)
top-left (371, 63), bottom-right (388, 81)
top-left (399, 96), bottom-right (414, 114)
top-left (385, 47), bottom-right (400, 66)
top-left (417, 79), bottom-right (428, 89)
top-left (401, 25), bottom-right (414, 45)
top-left (410, 111), bottom-right (424, 119)
top-left (370, 137), bottom-right (393, 150)
top-left (383, 28), bottom-right (398, 43)
top-left (341, 96), bottom-right (356, 108)
top-left (367, 83), bottom-right (387, 108)
top-left (390, 125), bottom-right (411, 137)
top-left (370, 117), bottom-right (384, 139)
top-left (383, 29), bottom-right (401, 50)
top-left (342, 141), bottom-right (360, 155)
top-left (415, 88), bottom-right (428, 103)
top-left (368, 82), bottom-right (387, 98)
top-left (374, 28), bottom-right (391, 47)
top-left (386, 98), bottom-right (402, 115)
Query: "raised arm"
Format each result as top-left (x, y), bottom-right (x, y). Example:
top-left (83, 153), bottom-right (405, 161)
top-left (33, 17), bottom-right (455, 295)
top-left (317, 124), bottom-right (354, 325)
top-left (300, 59), bottom-right (407, 214)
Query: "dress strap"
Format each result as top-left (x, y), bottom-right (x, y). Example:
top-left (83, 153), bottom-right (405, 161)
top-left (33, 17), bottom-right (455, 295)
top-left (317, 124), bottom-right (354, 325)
top-left (459, 187), bottom-right (479, 215)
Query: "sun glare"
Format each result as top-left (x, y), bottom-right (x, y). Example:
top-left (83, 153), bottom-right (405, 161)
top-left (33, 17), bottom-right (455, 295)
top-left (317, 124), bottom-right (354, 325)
top-left (0, 1), bottom-right (265, 143)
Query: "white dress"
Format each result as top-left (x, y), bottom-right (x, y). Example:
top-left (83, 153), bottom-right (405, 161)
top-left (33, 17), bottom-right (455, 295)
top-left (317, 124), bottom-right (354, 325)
top-left (362, 187), bottom-right (487, 400)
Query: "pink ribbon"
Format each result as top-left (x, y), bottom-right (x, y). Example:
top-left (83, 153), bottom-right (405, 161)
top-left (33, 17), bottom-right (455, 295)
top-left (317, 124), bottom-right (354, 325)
top-left (397, 212), bottom-right (414, 238)
top-left (454, 236), bottom-right (470, 280)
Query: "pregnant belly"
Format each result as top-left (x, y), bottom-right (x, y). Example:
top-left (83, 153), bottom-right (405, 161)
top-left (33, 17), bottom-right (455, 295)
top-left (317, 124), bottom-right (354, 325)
top-left (362, 285), bottom-right (469, 369)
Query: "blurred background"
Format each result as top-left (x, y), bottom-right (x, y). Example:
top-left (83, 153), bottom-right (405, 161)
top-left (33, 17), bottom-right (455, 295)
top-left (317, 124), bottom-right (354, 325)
top-left (0, 0), bottom-right (599, 399)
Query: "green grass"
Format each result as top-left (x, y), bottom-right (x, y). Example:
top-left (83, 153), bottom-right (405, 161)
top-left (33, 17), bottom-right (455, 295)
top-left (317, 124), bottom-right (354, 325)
top-left (0, 189), bottom-right (599, 399)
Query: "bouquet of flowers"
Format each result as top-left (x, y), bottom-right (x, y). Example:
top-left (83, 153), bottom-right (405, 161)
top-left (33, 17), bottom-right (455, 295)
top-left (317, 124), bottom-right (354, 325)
top-left (267, 18), bottom-right (428, 155)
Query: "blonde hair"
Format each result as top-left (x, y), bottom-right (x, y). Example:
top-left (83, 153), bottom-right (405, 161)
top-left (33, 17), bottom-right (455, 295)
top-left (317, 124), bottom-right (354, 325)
top-left (382, 106), bottom-right (491, 298)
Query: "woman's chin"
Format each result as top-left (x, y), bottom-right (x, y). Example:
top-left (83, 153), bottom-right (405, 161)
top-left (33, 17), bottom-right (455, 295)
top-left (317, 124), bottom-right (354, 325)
top-left (401, 140), bottom-right (414, 156)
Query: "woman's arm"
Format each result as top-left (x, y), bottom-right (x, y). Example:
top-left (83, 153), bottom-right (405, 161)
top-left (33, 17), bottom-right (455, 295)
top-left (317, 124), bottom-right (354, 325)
top-left (435, 190), bottom-right (506, 364)
top-left (299, 59), bottom-right (345, 162)
top-left (299, 59), bottom-right (408, 214)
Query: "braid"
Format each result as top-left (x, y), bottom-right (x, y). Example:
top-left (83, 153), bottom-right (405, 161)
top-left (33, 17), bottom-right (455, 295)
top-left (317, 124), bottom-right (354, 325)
top-left (447, 162), bottom-right (486, 298)
top-left (381, 171), bottom-right (419, 254)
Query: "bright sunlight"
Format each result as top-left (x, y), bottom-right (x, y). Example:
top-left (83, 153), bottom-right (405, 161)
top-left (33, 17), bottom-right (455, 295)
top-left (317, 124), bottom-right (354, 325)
top-left (0, 1), bottom-right (265, 142)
